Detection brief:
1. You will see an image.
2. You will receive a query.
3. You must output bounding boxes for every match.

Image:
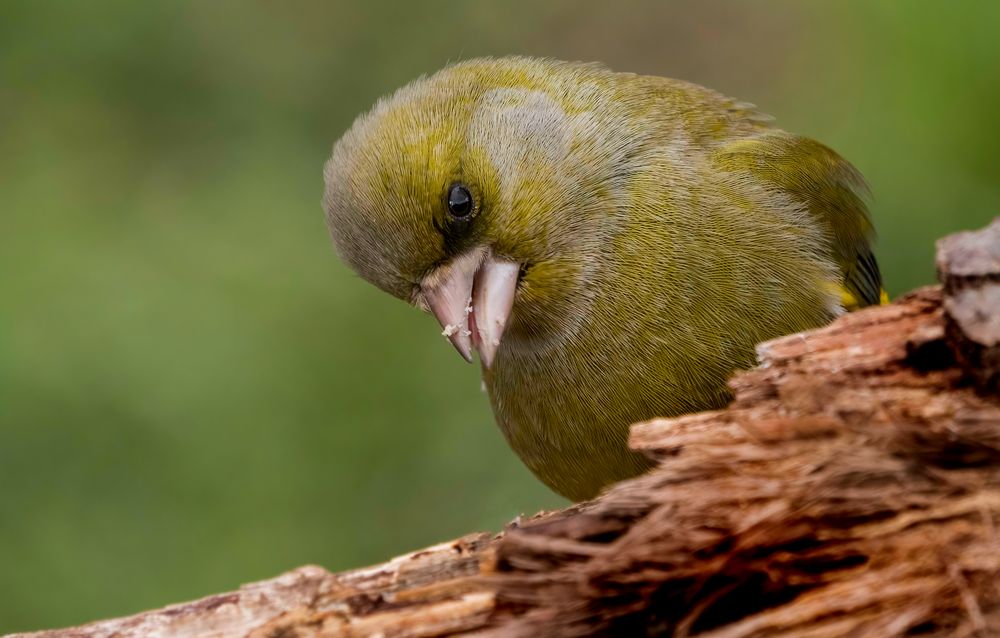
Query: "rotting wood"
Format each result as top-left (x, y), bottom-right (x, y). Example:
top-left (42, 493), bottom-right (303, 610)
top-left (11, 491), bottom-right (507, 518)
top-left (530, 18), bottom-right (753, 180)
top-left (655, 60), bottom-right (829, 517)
top-left (11, 218), bottom-right (999, 638)
top-left (937, 217), bottom-right (1000, 394)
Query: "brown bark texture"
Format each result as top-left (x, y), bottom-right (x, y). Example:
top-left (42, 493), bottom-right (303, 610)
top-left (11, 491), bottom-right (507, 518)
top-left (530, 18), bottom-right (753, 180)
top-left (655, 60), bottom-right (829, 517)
top-left (13, 218), bottom-right (1000, 638)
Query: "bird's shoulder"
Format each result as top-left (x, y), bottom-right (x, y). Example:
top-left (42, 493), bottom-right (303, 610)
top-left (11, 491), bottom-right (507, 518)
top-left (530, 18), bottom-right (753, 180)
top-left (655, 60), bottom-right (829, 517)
top-left (712, 131), bottom-right (885, 309)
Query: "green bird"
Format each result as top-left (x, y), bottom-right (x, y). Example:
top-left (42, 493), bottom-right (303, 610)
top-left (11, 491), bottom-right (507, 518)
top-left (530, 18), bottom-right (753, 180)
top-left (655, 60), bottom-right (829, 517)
top-left (323, 57), bottom-right (884, 501)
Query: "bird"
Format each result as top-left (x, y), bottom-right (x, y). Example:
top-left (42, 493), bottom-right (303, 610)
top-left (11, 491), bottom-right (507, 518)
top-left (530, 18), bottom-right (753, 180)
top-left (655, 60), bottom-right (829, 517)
top-left (323, 56), bottom-right (885, 501)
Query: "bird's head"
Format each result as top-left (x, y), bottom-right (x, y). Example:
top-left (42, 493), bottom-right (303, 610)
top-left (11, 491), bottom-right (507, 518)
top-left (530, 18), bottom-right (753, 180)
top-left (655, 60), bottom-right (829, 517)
top-left (324, 59), bottom-right (625, 367)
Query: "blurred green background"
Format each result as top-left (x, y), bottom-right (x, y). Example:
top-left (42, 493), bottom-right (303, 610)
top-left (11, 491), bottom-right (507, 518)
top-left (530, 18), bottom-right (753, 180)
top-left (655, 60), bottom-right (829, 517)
top-left (1, 0), bottom-right (997, 632)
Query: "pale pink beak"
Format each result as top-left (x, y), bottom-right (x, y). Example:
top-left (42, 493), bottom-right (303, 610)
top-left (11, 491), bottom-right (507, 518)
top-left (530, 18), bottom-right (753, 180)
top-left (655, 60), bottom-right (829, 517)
top-left (420, 249), bottom-right (519, 368)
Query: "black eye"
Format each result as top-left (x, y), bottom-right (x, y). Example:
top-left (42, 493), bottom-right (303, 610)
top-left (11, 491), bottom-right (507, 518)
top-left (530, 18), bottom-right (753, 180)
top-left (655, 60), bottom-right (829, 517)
top-left (447, 184), bottom-right (473, 219)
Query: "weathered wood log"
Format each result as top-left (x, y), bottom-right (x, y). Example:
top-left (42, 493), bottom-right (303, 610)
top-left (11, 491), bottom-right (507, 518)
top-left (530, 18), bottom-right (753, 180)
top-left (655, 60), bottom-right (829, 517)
top-left (12, 218), bottom-right (999, 638)
top-left (937, 218), bottom-right (1000, 394)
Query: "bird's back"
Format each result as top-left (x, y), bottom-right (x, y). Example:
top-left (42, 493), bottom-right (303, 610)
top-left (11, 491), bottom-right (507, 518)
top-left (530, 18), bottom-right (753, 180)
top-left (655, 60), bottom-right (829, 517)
top-left (613, 68), bottom-right (884, 310)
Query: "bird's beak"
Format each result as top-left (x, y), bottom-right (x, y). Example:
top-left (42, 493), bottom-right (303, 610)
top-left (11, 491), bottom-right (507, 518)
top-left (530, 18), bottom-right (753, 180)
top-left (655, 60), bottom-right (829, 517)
top-left (420, 249), bottom-right (519, 368)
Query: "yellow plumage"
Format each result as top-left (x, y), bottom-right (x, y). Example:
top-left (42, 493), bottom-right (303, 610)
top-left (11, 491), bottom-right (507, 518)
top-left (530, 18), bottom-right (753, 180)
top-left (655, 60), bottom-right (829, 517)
top-left (324, 57), bottom-right (884, 500)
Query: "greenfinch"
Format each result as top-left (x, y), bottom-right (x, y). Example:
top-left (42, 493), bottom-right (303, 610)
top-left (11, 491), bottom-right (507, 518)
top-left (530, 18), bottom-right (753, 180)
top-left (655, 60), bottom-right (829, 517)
top-left (323, 57), bottom-right (884, 500)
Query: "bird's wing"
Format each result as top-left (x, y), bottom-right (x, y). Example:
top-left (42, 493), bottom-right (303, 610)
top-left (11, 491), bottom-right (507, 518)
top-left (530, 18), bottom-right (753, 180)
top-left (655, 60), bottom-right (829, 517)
top-left (713, 132), bottom-right (886, 309)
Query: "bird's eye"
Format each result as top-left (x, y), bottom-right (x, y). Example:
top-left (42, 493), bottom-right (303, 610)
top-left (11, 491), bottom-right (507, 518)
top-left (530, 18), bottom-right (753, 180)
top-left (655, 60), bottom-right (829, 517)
top-left (447, 184), bottom-right (474, 219)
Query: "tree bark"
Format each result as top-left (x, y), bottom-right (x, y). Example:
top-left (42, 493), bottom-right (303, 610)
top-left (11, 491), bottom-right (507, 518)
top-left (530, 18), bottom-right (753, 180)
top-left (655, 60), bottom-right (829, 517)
top-left (13, 218), bottom-right (1000, 638)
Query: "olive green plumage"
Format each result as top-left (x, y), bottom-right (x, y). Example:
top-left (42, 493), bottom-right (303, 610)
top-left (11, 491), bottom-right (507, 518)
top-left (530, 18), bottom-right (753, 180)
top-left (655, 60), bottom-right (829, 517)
top-left (324, 57), bottom-right (883, 500)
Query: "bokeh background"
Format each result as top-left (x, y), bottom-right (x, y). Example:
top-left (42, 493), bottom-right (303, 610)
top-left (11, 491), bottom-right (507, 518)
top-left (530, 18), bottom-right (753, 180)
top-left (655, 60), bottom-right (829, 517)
top-left (2, 0), bottom-right (997, 632)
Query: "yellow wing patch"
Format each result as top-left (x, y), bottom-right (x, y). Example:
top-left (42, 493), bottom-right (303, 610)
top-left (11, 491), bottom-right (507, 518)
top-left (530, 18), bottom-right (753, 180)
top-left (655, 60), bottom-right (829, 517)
top-left (840, 286), bottom-right (862, 312)
top-left (832, 283), bottom-right (890, 312)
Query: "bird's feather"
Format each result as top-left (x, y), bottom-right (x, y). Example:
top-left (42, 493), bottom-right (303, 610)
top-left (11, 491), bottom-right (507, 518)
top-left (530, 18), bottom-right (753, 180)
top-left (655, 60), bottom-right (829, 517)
top-left (714, 133), bottom-right (884, 309)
